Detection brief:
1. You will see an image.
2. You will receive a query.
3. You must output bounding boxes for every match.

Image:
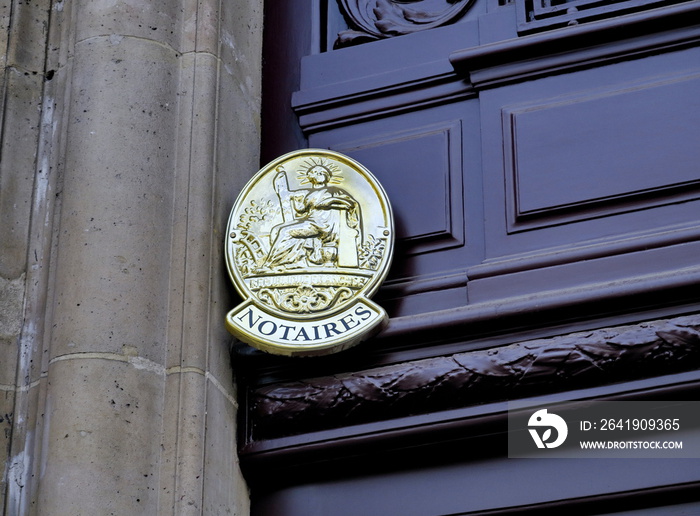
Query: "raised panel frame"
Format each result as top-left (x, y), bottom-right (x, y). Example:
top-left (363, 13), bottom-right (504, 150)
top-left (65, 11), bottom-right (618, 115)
top-left (334, 120), bottom-right (465, 256)
top-left (516, 0), bottom-right (696, 35)
top-left (502, 71), bottom-right (700, 234)
top-left (478, 47), bottom-right (700, 265)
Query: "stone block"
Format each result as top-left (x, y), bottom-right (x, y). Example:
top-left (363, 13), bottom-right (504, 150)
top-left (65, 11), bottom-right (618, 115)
top-left (219, 0), bottom-right (263, 87)
top-left (180, 0), bottom-right (218, 56)
top-left (38, 356), bottom-right (164, 515)
top-left (0, 389), bottom-right (16, 514)
top-left (0, 274), bottom-right (23, 386)
top-left (202, 378), bottom-right (248, 515)
top-left (6, 0), bottom-right (51, 72)
top-left (0, 69), bottom-right (44, 279)
top-left (159, 369), bottom-right (207, 513)
top-left (4, 377), bottom-right (47, 516)
top-left (163, 53), bottom-right (218, 372)
top-left (74, 0), bottom-right (182, 52)
top-left (50, 36), bottom-right (181, 363)
top-left (0, 2), bottom-right (9, 67)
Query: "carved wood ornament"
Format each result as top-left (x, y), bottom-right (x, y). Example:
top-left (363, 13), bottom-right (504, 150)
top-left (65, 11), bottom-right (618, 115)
top-left (252, 315), bottom-right (700, 438)
top-left (336, 0), bottom-right (475, 47)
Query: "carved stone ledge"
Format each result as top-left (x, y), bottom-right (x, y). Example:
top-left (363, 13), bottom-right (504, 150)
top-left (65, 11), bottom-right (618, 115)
top-left (252, 314), bottom-right (700, 438)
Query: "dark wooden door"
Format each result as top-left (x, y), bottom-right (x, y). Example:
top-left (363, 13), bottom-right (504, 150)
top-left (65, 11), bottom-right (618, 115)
top-left (244, 1), bottom-right (700, 514)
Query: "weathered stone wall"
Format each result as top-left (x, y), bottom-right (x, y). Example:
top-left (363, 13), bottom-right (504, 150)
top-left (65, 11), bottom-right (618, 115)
top-left (1, 0), bottom-right (262, 513)
top-left (0, 0), bottom-right (55, 511)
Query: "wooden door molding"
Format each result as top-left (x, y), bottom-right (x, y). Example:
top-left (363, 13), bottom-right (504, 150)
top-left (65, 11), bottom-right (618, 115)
top-left (247, 313), bottom-right (700, 439)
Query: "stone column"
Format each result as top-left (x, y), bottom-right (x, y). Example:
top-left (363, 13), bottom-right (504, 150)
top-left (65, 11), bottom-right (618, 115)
top-left (1, 0), bottom-right (261, 513)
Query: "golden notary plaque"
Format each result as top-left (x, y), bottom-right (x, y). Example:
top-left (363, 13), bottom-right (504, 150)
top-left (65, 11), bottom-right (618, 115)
top-left (224, 149), bottom-right (394, 356)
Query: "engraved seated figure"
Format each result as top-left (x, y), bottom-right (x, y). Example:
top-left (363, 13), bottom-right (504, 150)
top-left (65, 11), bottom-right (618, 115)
top-left (260, 164), bottom-right (361, 271)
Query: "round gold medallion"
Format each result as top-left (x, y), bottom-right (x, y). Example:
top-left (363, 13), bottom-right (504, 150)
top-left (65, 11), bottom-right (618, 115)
top-left (224, 149), bottom-right (394, 356)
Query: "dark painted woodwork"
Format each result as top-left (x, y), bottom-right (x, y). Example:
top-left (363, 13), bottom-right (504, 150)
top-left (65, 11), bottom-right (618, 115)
top-left (246, 370), bottom-right (700, 515)
top-left (245, 368), bottom-right (700, 471)
top-left (288, 1), bottom-right (700, 327)
top-left (247, 0), bottom-right (700, 514)
top-left (250, 314), bottom-right (700, 439)
top-left (259, 1), bottom-right (311, 163)
top-left (252, 471), bottom-right (700, 516)
top-left (335, 0), bottom-right (475, 47)
top-left (517, 0), bottom-right (696, 34)
top-left (450, 1), bottom-right (700, 85)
